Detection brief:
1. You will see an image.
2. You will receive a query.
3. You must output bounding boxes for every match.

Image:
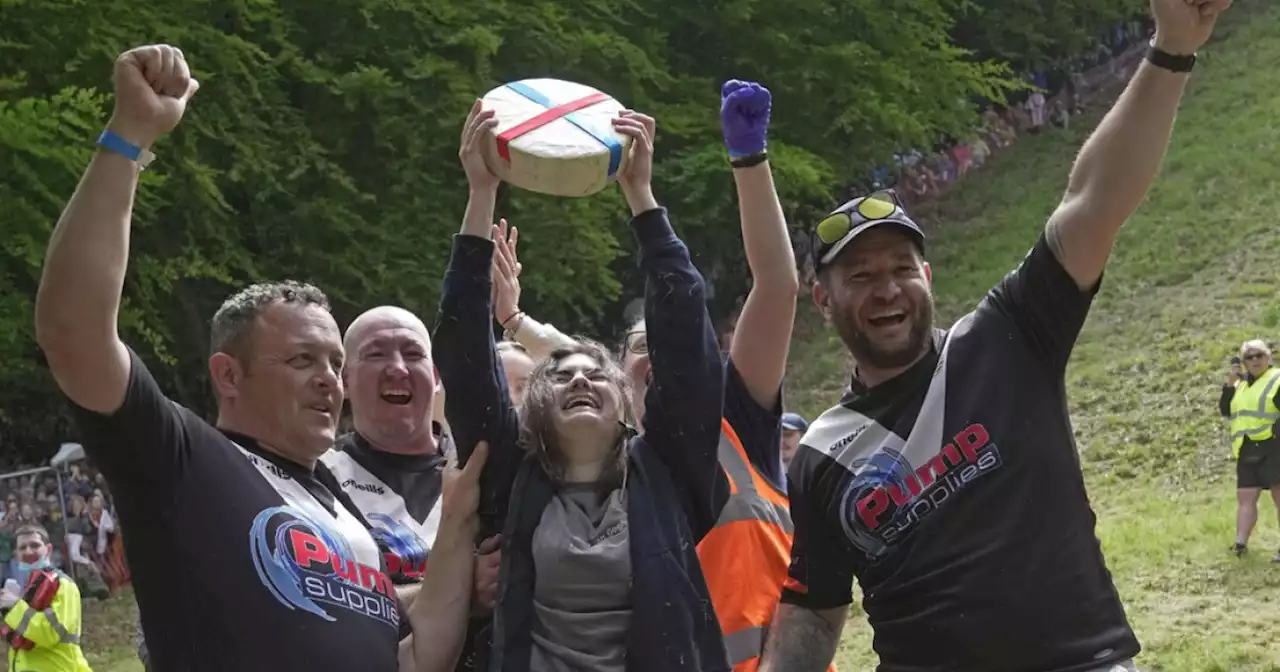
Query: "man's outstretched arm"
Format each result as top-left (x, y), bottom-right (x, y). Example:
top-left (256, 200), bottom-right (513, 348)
top-left (1046, 0), bottom-right (1230, 289)
top-left (35, 45), bottom-right (198, 414)
top-left (758, 604), bottom-right (847, 672)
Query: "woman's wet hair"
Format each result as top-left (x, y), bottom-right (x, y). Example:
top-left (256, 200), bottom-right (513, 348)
top-left (519, 338), bottom-right (635, 491)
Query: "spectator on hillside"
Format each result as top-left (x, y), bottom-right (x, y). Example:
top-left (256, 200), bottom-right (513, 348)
top-left (1025, 90), bottom-right (1047, 133)
top-left (93, 474), bottom-right (113, 512)
top-left (44, 502), bottom-right (66, 570)
top-left (0, 519), bottom-right (12, 587)
top-left (970, 136), bottom-right (991, 169)
top-left (2, 496), bottom-right (19, 523)
top-left (899, 166), bottom-right (929, 205)
top-left (66, 466), bottom-right (92, 500)
top-left (1006, 104), bottom-right (1031, 134)
top-left (780, 412), bottom-right (808, 472)
top-left (792, 228), bottom-right (817, 287)
top-left (982, 108), bottom-right (1014, 149)
top-left (1051, 101), bottom-right (1071, 130)
top-left (1220, 340), bottom-right (1280, 561)
top-left (18, 502), bottom-right (39, 526)
top-left (88, 492), bottom-right (129, 592)
top-left (870, 164), bottom-right (893, 190)
top-left (894, 148), bottom-right (922, 169)
top-left (63, 496), bottom-right (107, 600)
top-left (932, 151), bottom-right (956, 184)
top-left (949, 141), bottom-right (972, 178)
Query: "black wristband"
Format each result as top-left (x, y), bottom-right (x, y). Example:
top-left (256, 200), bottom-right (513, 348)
top-left (1146, 43), bottom-right (1195, 73)
top-left (730, 151), bottom-right (768, 169)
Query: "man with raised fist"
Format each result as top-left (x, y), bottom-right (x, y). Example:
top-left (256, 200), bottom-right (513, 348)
top-left (761, 1), bottom-right (1232, 671)
top-left (35, 45), bottom-right (479, 672)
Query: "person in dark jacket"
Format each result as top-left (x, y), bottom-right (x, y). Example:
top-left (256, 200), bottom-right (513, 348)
top-left (434, 102), bottom-right (730, 672)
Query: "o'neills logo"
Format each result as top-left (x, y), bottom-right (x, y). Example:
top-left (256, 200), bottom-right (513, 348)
top-left (341, 478), bottom-right (387, 496)
top-left (250, 506), bottom-right (399, 628)
top-left (842, 423), bottom-right (1002, 552)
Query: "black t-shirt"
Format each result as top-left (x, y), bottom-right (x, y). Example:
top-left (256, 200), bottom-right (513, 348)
top-left (322, 431), bottom-right (447, 582)
top-left (70, 350), bottom-right (400, 671)
top-left (783, 235), bottom-right (1139, 672)
top-left (724, 357), bottom-right (785, 488)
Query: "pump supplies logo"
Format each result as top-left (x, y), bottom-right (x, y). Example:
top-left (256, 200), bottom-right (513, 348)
top-left (367, 512), bottom-right (429, 580)
top-left (250, 506), bottom-right (399, 628)
top-left (839, 423), bottom-right (1002, 558)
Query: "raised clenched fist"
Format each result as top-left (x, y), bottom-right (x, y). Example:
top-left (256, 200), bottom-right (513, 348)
top-left (720, 80), bottom-right (771, 158)
top-left (1151, 0), bottom-right (1232, 56)
top-left (110, 44), bottom-right (200, 149)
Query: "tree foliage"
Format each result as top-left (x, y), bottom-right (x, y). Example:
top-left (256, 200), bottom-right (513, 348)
top-left (0, 0), bottom-right (1134, 458)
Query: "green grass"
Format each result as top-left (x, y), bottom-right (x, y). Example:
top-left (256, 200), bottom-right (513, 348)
top-left (787, 6), bottom-right (1280, 671)
top-left (81, 589), bottom-right (141, 672)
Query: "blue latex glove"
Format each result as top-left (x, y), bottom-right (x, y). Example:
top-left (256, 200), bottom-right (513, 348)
top-left (720, 80), bottom-right (771, 158)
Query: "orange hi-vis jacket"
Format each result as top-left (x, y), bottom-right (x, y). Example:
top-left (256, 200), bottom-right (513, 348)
top-left (698, 419), bottom-right (835, 672)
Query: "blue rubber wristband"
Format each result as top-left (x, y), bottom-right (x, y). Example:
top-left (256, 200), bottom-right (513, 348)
top-left (97, 130), bottom-right (142, 161)
top-left (96, 129), bottom-right (156, 168)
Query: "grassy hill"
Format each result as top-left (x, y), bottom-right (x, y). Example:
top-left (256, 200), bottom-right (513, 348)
top-left (44, 6), bottom-right (1280, 672)
top-left (786, 6), bottom-right (1280, 671)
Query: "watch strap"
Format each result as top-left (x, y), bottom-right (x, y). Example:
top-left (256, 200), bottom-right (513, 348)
top-left (1146, 42), bottom-right (1196, 73)
top-left (729, 151), bottom-right (768, 169)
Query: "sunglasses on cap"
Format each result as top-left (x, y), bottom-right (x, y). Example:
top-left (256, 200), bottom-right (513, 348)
top-left (813, 189), bottom-right (925, 268)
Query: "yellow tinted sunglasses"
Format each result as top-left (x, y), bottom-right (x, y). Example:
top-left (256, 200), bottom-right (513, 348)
top-left (815, 192), bottom-right (903, 245)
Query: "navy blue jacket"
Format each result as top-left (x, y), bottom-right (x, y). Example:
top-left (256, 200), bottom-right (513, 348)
top-left (434, 207), bottom-right (730, 672)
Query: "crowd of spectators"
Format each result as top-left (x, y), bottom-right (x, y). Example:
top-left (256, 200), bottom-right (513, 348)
top-left (0, 460), bottom-right (128, 600)
top-left (792, 18), bottom-right (1154, 288)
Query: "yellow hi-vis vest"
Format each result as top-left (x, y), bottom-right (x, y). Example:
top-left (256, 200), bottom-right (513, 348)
top-left (1229, 366), bottom-right (1280, 457)
top-left (3, 570), bottom-right (91, 672)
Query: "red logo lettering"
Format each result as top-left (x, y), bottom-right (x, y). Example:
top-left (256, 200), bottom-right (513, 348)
top-left (857, 488), bottom-right (890, 530)
top-left (955, 423), bottom-right (990, 463)
top-left (290, 530), bottom-right (330, 570)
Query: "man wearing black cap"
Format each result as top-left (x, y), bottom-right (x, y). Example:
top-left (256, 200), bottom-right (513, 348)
top-left (760, 1), bottom-right (1231, 670)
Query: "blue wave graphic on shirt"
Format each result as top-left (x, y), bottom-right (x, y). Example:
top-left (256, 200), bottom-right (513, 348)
top-left (367, 512), bottom-right (429, 571)
top-left (249, 505), bottom-right (356, 621)
top-left (839, 447), bottom-right (914, 556)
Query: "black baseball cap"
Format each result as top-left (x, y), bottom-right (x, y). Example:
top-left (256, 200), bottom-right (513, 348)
top-left (812, 189), bottom-right (925, 270)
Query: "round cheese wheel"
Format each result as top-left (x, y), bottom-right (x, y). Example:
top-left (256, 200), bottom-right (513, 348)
top-left (480, 78), bottom-right (632, 197)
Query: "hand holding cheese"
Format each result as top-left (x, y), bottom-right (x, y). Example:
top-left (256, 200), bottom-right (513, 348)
top-left (460, 100), bottom-right (501, 194)
top-left (611, 110), bottom-right (659, 216)
top-left (479, 78), bottom-right (632, 197)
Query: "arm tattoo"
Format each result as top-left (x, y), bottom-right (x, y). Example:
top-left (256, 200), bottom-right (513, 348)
top-left (759, 605), bottom-right (844, 672)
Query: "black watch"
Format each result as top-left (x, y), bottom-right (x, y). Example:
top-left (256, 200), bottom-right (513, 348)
top-left (730, 151), bottom-right (768, 169)
top-left (1146, 39), bottom-right (1196, 73)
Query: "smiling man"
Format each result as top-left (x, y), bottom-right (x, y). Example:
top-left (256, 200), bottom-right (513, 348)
top-left (325, 306), bottom-right (502, 670)
top-left (33, 44), bottom-right (440, 671)
top-left (761, 1), bottom-right (1232, 670)
top-left (323, 306), bottom-right (487, 608)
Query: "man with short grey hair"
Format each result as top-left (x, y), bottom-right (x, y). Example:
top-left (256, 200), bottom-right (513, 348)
top-left (35, 44), bottom-right (476, 671)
